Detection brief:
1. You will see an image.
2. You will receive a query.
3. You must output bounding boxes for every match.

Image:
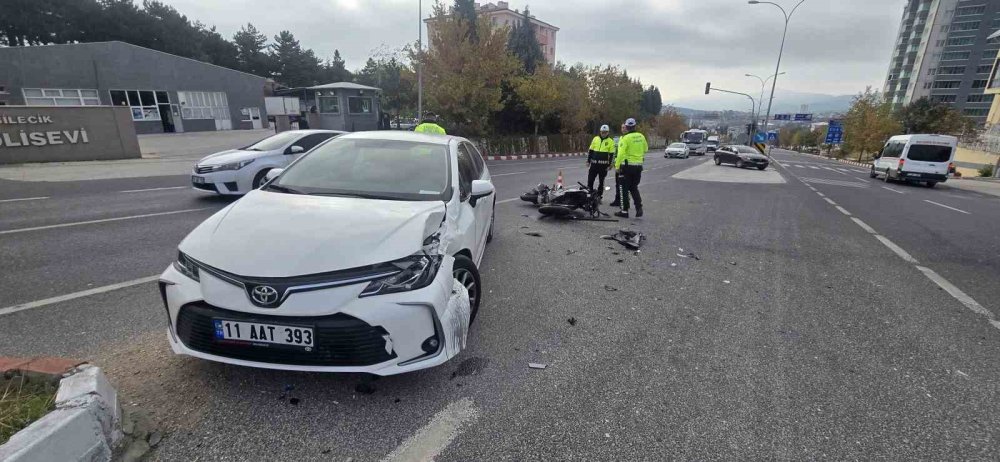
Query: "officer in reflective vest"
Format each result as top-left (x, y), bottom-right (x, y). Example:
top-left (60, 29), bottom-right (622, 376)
top-left (614, 118), bottom-right (649, 218)
top-left (587, 124), bottom-right (615, 196)
top-left (414, 113), bottom-right (446, 135)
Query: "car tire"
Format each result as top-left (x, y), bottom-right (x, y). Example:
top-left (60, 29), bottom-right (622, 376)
top-left (251, 169), bottom-right (271, 190)
top-left (757, 165), bottom-right (766, 171)
top-left (486, 203), bottom-right (495, 243)
top-left (714, 157), bottom-right (722, 166)
top-left (453, 254), bottom-right (481, 323)
top-left (925, 181), bottom-right (937, 188)
top-left (736, 160), bottom-right (745, 169)
top-left (869, 165), bottom-right (877, 178)
top-left (884, 169), bottom-right (892, 183)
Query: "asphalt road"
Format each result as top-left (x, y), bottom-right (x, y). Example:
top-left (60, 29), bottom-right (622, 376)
top-left (2, 148), bottom-right (1000, 460)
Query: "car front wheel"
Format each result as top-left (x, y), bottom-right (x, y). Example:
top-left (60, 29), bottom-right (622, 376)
top-left (869, 165), bottom-right (877, 178)
top-left (453, 254), bottom-right (482, 323)
top-left (252, 168), bottom-right (271, 190)
top-left (736, 160), bottom-right (745, 169)
top-left (486, 203), bottom-right (495, 243)
top-left (714, 157), bottom-right (722, 165)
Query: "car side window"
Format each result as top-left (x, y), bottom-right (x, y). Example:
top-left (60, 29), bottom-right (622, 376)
top-left (465, 143), bottom-right (486, 177)
top-left (456, 144), bottom-right (476, 201)
top-left (287, 133), bottom-right (332, 154)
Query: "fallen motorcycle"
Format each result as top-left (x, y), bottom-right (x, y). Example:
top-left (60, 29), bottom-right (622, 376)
top-left (520, 183), bottom-right (554, 205)
top-left (537, 182), bottom-right (617, 221)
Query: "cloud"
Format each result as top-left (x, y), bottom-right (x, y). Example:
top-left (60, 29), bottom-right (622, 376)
top-left (160, 0), bottom-right (903, 104)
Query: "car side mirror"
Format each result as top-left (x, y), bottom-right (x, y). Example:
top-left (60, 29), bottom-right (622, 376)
top-left (469, 180), bottom-right (494, 207)
top-left (288, 145), bottom-right (305, 154)
top-left (263, 168), bottom-right (284, 184)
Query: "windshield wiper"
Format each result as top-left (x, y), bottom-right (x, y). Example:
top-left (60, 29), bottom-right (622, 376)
top-left (310, 192), bottom-right (397, 200)
top-left (265, 184), bottom-right (304, 194)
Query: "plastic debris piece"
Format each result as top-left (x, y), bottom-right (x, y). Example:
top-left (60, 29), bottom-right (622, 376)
top-left (723, 280), bottom-right (731, 284)
top-left (604, 285), bottom-right (618, 291)
top-left (670, 263), bottom-right (677, 267)
top-left (567, 317), bottom-right (577, 326)
top-left (529, 363), bottom-right (547, 370)
top-left (602, 229), bottom-right (646, 250)
top-left (729, 261), bottom-right (737, 265)
top-left (525, 232), bottom-right (543, 237)
top-left (289, 398), bottom-right (300, 405)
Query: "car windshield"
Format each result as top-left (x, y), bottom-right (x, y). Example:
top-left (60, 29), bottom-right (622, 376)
top-left (906, 144), bottom-right (952, 163)
top-left (682, 132), bottom-right (705, 143)
top-left (242, 131), bottom-right (304, 151)
top-left (270, 137), bottom-right (450, 201)
top-left (670, 143), bottom-right (687, 148)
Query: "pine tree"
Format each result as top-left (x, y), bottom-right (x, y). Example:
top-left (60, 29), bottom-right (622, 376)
top-left (507, 7), bottom-right (545, 74)
top-left (453, 0), bottom-right (478, 42)
top-left (233, 23), bottom-right (271, 77)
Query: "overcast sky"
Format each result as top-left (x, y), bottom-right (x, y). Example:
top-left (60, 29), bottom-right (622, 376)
top-left (162, 0), bottom-right (904, 104)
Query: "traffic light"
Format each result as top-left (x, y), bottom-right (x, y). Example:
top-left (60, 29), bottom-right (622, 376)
top-left (746, 124), bottom-right (753, 136)
top-left (705, 82), bottom-right (711, 95)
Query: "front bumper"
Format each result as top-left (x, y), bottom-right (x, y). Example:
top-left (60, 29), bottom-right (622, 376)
top-left (191, 170), bottom-right (246, 195)
top-left (158, 256), bottom-right (470, 375)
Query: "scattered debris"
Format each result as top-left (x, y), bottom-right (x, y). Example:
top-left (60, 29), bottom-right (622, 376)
top-left (567, 317), bottom-right (577, 326)
top-left (678, 248), bottom-right (684, 252)
top-left (604, 285), bottom-right (618, 292)
top-left (729, 261), bottom-right (737, 265)
top-left (525, 232), bottom-right (544, 237)
top-left (520, 226), bottom-right (531, 229)
top-left (723, 280), bottom-right (731, 284)
top-left (616, 259), bottom-right (625, 263)
top-left (528, 363), bottom-right (547, 370)
top-left (394, 398), bottom-right (402, 403)
top-left (676, 252), bottom-right (700, 260)
top-left (670, 263), bottom-right (677, 267)
top-left (289, 398), bottom-right (301, 405)
top-left (566, 250), bottom-right (577, 255)
top-left (955, 370), bottom-right (969, 379)
top-left (604, 433), bottom-right (611, 438)
top-left (451, 357), bottom-right (490, 379)
top-left (602, 229), bottom-right (645, 250)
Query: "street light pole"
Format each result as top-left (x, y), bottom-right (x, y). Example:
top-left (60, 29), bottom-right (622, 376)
top-left (749, 0), bottom-right (806, 147)
top-left (706, 84), bottom-right (757, 145)
top-left (745, 72), bottom-right (785, 139)
top-left (417, 0), bottom-right (423, 122)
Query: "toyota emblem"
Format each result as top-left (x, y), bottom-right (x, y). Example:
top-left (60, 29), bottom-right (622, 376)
top-left (251, 285), bottom-right (279, 305)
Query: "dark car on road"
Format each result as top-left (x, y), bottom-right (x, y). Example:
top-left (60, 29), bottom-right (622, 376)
top-left (714, 145), bottom-right (769, 170)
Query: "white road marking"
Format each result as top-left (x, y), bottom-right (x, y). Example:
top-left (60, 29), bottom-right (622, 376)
top-left (875, 235), bottom-right (919, 263)
top-left (851, 217), bottom-right (877, 234)
top-left (835, 205), bottom-right (852, 216)
top-left (924, 200), bottom-right (970, 215)
top-left (800, 177), bottom-right (869, 188)
top-left (118, 186), bottom-right (188, 193)
top-left (915, 266), bottom-right (993, 320)
top-left (809, 166), bottom-right (820, 169)
top-left (382, 398), bottom-right (479, 462)
top-left (497, 197), bottom-right (521, 204)
top-left (490, 172), bottom-right (526, 177)
top-left (823, 198), bottom-right (836, 205)
top-left (0, 196), bottom-right (49, 203)
top-left (795, 165), bottom-right (806, 168)
top-left (816, 192), bottom-right (826, 197)
top-left (882, 186), bottom-right (904, 194)
top-left (0, 276), bottom-right (159, 317)
top-left (0, 207), bottom-right (212, 235)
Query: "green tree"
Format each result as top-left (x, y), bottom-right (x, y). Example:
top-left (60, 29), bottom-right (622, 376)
top-left (896, 97), bottom-right (982, 141)
top-left (514, 64), bottom-right (561, 135)
top-left (196, 25), bottom-right (239, 70)
top-left (843, 87), bottom-right (900, 161)
top-left (507, 7), bottom-right (545, 74)
top-left (640, 86), bottom-right (663, 121)
top-left (453, 0), bottom-right (478, 42)
top-left (552, 63), bottom-right (593, 134)
top-left (421, 3), bottom-right (520, 135)
top-left (270, 30), bottom-right (322, 87)
top-left (233, 23), bottom-right (272, 77)
top-left (654, 108), bottom-right (688, 141)
top-left (323, 50), bottom-right (353, 82)
top-left (588, 65), bottom-right (642, 131)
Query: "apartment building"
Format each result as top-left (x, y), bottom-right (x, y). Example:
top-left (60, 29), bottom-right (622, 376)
top-left (425, 1), bottom-right (559, 64)
top-left (885, 0), bottom-right (1000, 123)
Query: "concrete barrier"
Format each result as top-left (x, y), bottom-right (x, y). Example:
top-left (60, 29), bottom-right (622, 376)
top-left (0, 106), bottom-right (140, 165)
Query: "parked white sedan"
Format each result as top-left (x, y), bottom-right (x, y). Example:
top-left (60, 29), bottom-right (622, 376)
top-left (191, 129), bottom-right (345, 195)
top-left (160, 132), bottom-right (495, 375)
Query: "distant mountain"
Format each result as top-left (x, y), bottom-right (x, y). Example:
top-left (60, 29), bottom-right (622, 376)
top-left (667, 89), bottom-right (854, 115)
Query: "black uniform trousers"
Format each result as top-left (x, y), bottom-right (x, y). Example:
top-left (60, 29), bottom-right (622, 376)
top-left (619, 163), bottom-right (643, 211)
top-left (587, 164), bottom-right (610, 194)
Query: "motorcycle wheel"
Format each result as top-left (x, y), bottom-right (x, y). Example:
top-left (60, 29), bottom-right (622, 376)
top-left (538, 205), bottom-right (575, 217)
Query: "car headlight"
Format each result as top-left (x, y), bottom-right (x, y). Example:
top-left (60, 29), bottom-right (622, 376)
top-left (207, 159), bottom-right (255, 171)
top-left (173, 251), bottom-right (200, 281)
top-left (359, 235), bottom-right (443, 297)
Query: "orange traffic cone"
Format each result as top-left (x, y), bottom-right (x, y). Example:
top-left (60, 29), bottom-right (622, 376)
top-left (556, 170), bottom-right (564, 189)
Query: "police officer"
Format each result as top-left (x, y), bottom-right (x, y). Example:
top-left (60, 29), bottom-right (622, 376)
top-left (609, 123), bottom-right (626, 208)
top-left (614, 118), bottom-right (649, 218)
top-left (587, 124), bottom-right (615, 196)
top-left (414, 113), bottom-right (446, 135)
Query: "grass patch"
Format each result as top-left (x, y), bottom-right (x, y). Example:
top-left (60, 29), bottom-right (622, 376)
top-left (0, 375), bottom-right (58, 444)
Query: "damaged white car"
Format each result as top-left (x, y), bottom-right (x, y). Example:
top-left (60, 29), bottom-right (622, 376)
top-left (159, 132), bottom-right (495, 375)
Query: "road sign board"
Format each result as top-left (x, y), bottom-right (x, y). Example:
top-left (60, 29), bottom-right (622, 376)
top-left (754, 142), bottom-right (767, 154)
top-left (825, 119), bottom-right (844, 145)
top-left (767, 131), bottom-right (778, 142)
top-left (794, 113), bottom-right (813, 121)
top-left (753, 132), bottom-right (767, 143)
top-left (773, 114), bottom-right (791, 121)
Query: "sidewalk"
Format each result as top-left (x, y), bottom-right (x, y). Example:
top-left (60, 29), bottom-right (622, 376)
top-left (941, 178), bottom-right (1000, 198)
top-left (0, 129), bottom-right (272, 182)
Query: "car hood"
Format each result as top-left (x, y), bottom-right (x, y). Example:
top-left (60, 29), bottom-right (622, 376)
top-left (197, 149), bottom-right (266, 166)
top-left (179, 190), bottom-right (447, 277)
top-left (738, 152), bottom-right (768, 160)
top-left (666, 147), bottom-right (686, 151)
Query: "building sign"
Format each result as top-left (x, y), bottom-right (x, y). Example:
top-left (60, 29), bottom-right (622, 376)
top-left (0, 114), bottom-right (90, 147)
top-left (0, 106), bottom-right (139, 165)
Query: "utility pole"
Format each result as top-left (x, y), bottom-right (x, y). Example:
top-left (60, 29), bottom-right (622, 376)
top-left (749, 0), bottom-right (807, 151)
top-left (417, 0), bottom-right (423, 122)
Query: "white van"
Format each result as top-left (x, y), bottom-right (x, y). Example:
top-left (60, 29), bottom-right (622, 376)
top-left (870, 134), bottom-right (956, 188)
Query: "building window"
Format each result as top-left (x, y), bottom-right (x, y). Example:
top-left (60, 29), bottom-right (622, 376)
top-left (951, 20), bottom-right (981, 31)
top-left (942, 51), bottom-right (971, 60)
top-left (972, 79), bottom-right (989, 88)
top-left (928, 67), bottom-right (938, 75)
top-left (963, 107), bottom-right (990, 116)
top-left (967, 93), bottom-right (994, 102)
top-left (946, 36), bottom-right (975, 46)
top-left (109, 89), bottom-right (164, 121)
top-left (933, 80), bottom-right (961, 89)
top-left (941, 25), bottom-right (951, 32)
top-left (936, 39), bottom-right (946, 47)
top-left (956, 5), bottom-right (986, 16)
top-left (23, 88), bottom-right (101, 106)
top-left (177, 91), bottom-right (230, 121)
top-left (924, 82), bottom-right (933, 89)
top-left (348, 96), bottom-right (373, 114)
top-left (977, 64), bottom-right (993, 73)
top-left (931, 94), bottom-right (957, 103)
top-left (317, 91), bottom-right (340, 114)
top-left (937, 66), bottom-right (965, 74)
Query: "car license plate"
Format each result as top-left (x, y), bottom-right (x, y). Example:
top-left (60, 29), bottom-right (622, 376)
top-left (213, 319), bottom-right (314, 348)
top-left (192, 175), bottom-right (206, 184)
top-left (907, 173), bottom-right (920, 177)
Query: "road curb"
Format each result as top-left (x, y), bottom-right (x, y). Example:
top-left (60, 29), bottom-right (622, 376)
top-left (0, 364), bottom-right (121, 462)
top-left (485, 152), bottom-right (586, 161)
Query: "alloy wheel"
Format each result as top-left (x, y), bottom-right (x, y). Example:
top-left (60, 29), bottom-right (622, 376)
top-left (454, 268), bottom-right (478, 308)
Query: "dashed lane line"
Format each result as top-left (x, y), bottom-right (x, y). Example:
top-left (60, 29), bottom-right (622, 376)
top-left (916, 266), bottom-right (995, 320)
top-left (0, 207), bottom-right (213, 235)
top-left (823, 197), bottom-right (836, 205)
top-left (834, 205), bottom-right (852, 216)
top-left (882, 186), bottom-right (905, 194)
top-left (0, 196), bottom-right (49, 203)
top-left (118, 186), bottom-right (188, 193)
top-left (851, 217), bottom-right (877, 234)
top-left (924, 199), bottom-right (971, 215)
top-left (490, 172), bottom-right (526, 177)
top-left (0, 275), bottom-right (159, 317)
top-left (874, 235), bottom-right (919, 264)
top-left (381, 398), bottom-right (479, 462)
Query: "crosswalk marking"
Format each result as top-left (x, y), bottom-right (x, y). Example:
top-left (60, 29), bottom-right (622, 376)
top-left (800, 177), bottom-right (869, 188)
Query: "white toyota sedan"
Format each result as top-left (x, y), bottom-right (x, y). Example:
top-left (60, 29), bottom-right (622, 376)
top-left (191, 130), bottom-right (345, 195)
top-left (160, 132), bottom-right (495, 375)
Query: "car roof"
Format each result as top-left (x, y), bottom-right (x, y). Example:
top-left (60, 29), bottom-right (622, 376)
top-left (290, 129), bottom-right (348, 135)
top-left (337, 130), bottom-right (461, 146)
top-left (888, 134), bottom-right (957, 143)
